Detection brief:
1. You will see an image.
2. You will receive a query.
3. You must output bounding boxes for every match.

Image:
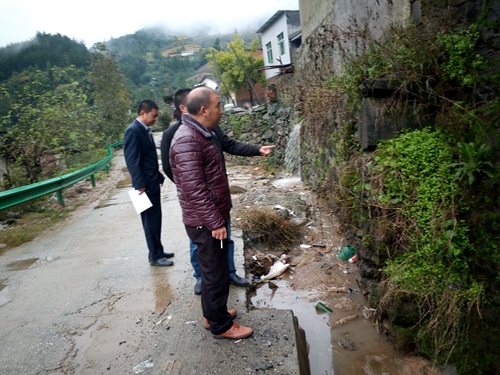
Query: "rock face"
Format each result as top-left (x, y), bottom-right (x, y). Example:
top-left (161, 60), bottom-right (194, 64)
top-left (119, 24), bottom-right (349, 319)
top-left (292, 0), bottom-right (500, 373)
top-left (218, 105), bottom-right (299, 168)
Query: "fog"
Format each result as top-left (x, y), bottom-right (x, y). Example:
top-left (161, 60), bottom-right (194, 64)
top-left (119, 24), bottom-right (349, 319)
top-left (0, 0), bottom-right (298, 48)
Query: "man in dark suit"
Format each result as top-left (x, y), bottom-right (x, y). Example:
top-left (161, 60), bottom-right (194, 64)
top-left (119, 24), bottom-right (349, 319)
top-left (124, 100), bottom-right (174, 267)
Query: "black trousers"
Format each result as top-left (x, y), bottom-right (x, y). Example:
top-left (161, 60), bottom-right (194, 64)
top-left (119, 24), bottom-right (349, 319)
top-left (140, 192), bottom-right (164, 261)
top-left (186, 223), bottom-right (232, 335)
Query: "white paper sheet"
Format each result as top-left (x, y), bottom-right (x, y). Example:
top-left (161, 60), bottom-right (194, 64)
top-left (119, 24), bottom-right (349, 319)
top-left (128, 189), bottom-right (153, 214)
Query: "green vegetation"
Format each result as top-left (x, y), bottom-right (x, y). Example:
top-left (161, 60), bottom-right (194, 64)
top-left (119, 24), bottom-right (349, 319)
top-left (206, 35), bottom-right (266, 106)
top-left (300, 15), bottom-right (499, 374)
top-left (88, 43), bottom-right (131, 143)
top-left (0, 203), bottom-right (71, 252)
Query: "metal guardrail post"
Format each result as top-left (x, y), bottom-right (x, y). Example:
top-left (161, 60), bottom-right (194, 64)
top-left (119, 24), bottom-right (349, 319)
top-left (0, 141), bottom-right (123, 211)
top-left (90, 175), bottom-right (96, 187)
top-left (57, 190), bottom-right (65, 206)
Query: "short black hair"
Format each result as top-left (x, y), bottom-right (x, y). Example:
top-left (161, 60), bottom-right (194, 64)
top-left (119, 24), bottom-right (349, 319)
top-left (137, 99), bottom-right (159, 115)
top-left (173, 88), bottom-right (192, 112)
top-left (186, 87), bottom-right (217, 115)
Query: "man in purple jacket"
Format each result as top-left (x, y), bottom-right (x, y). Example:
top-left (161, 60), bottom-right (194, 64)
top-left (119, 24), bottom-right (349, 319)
top-left (161, 88), bottom-right (275, 295)
top-left (170, 87), bottom-right (253, 340)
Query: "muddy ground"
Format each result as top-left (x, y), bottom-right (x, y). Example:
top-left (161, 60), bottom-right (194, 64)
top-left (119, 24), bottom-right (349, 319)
top-left (225, 165), bottom-right (454, 375)
top-left (0, 137), bottom-right (455, 375)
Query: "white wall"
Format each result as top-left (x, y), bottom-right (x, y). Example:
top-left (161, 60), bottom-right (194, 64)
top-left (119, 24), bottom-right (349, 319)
top-left (260, 12), bottom-right (292, 79)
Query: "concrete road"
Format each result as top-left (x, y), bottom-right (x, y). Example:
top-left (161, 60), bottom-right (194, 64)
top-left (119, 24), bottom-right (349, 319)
top-left (0, 148), bottom-right (305, 375)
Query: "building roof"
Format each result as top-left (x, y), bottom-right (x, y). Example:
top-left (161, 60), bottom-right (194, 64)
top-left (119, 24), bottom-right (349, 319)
top-left (256, 10), bottom-right (301, 34)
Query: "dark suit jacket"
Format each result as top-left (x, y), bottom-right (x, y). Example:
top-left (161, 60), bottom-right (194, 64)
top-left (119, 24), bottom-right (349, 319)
top-left (124, 119), bottom-right (165, 195)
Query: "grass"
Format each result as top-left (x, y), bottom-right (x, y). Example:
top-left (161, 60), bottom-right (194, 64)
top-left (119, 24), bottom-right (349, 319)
top-left (0, 206), bottom-right (72, 253)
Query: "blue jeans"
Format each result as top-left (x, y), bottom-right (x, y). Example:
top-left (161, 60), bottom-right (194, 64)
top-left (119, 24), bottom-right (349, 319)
top-left (190, 221), bottom-right (236, 280)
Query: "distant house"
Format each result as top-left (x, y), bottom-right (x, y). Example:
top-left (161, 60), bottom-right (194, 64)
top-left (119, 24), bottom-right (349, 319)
top-left (196, 75), bottom-right (236, 107)
top-left (257, 10), bottom-right (302, 79)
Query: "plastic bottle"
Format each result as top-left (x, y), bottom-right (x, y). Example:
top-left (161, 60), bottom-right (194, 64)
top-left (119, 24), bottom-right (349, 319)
top-left (348, 255), bottom-right (357, 263)
top-left (315, 302), bottom-right (333, 313)
top-left (260, 261), bottom-right (289, 281)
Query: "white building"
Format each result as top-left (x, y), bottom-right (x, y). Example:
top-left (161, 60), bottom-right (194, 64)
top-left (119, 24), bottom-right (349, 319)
top-left (257, 10), bottom-right (301, 79)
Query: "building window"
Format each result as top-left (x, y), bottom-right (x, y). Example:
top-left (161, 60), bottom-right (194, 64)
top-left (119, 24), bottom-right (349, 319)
top-left (266, 42), bottom-right (273, 63)
top-left (277, 32), bottom-right (285, 55)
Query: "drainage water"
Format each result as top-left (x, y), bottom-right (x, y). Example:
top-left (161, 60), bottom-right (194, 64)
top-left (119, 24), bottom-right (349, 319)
top-left (284, 122), bottom-right (301, 177)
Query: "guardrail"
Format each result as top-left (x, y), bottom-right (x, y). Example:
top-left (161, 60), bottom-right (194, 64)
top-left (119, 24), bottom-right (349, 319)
top-left (0, 142), bottom-right (123, 211)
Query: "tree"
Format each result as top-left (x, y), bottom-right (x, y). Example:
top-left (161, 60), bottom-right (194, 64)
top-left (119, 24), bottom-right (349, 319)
top-left (0, 67), bottom-right (98, 188)
top-left (88, 43), bottom-right (131, 143)
top-left (206, 35), bottom-right (265, 105)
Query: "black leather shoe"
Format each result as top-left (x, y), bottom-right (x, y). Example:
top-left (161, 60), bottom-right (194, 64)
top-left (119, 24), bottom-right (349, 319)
top-left (150, 257), bottom-right (174, 267)
top-left (163, 252), bottom-right (174, 258)
top-left (194, 279), bottom-right (202, 295)
top-left (229, 274), bottom-right (249, 287)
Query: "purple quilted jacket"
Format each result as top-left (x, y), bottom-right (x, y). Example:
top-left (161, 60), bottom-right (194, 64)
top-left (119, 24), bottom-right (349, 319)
top-left (169, 114), bottom-right (231, 231)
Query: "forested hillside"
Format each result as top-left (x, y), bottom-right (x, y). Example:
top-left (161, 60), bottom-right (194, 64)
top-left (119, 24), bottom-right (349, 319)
top-left (0, 28), bottom-right (260, 190)
top-left (104, 27), bottom-right (258, 103)
top-left (0, 32), bottom-right (90, 81)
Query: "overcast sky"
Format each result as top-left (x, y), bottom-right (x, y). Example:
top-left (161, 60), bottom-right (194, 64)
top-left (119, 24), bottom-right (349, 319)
top-left (0, 0), bottom-right (299, 48)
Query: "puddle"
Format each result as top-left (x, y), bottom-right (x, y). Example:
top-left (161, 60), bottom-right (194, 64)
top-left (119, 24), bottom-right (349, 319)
top-left (250, 270), bottom-right (431, 375)
top-left (239, 167), bottom-right (442, 375)
top-left (6, 258), bottom-right (38, 271)
top-left (153, 280), bottom-right (172, 315)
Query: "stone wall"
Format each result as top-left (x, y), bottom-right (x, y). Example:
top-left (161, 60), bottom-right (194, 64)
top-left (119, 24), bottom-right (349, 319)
top-left (292, 0), bottom-right (500, 372)
top-left (218, 104), bottom-right (299, 168)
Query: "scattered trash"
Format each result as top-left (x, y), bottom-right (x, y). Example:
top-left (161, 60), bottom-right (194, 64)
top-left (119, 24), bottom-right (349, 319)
top-left (254, 167), bottom-right (260, 171)
top-left (449, 283), bottom-right (460, 290)
top-left (338, 338), bottom-right (357, 351)
top-left (362, 306), bottom-right (377, 319)
top-left (336, 263), bottom-right (344, 267)
top-left (348, 288), bottom-right (355, 293)
top-left (136, 318), bottom-right (142, 324)
top-left (252, 255), bottom-right (258, 260)
top-left (119, 341), bottom-right (126, 345)
top-left (260, 261), bottom-right (289, 281)
top-left (330, 314), bottom-right (359, 327)
top-left (133, 359), bottom-right (154, 374)
top-left (348, 255), bottom-right (357, 263)
top-left (294, 296), bottom-right (298, 301)
top-left (328, 286), bottom-right (348, 293)
top-left (300, 244), bottom-right (311, 249)
top-left (356, 279), bottom-right (362, 292)
top-left (315, 302), bottom-right (333, 313)
top-left (163, 315), bottom-right (172, 325)
top-left (234, 339), bottom-right (242, 344)
top-left (185, 321), bottom-right (197, 325)
top-left (267, 341), bottom-right (272, 347)
top-left (337, 245), bottom-right (356, 261)
top-left (334, 297), bottom-right (357, 311)
top-left (312, 243), bottom-right (326, 247)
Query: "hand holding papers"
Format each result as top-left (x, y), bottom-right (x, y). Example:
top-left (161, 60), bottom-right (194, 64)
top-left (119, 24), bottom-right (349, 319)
top-left (128, 188), bottom-right (152, 214)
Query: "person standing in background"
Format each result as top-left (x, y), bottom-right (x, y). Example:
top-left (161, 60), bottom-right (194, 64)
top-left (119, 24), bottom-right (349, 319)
top-left (124, 100), bottom-right (174, 267)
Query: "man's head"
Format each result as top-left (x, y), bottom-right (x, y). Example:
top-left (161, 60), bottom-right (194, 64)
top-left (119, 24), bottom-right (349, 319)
top-left (137, 100), bottom-right (159, 127)
top-left (173, 88), bottom-right (192, 115)
top-left (186, 87), bottom-right (222, 129)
